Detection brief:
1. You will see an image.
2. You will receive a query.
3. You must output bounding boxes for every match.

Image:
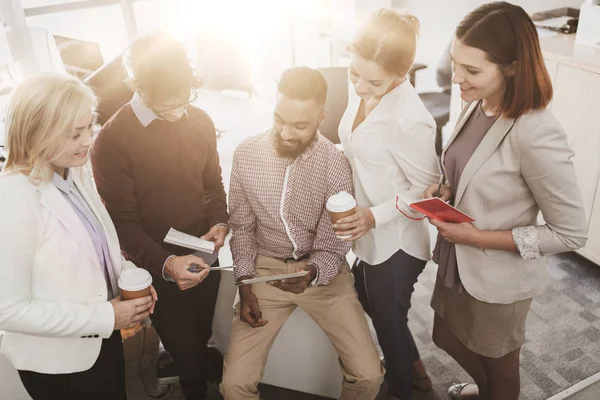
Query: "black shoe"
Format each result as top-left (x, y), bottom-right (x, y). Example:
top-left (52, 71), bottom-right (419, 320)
top-left (157, 352), bottom-right (179, 386)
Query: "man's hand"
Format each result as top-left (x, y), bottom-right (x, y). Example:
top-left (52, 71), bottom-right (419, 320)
top-left (270, 263), bottom-right (317, 295)
top-left (165, 254), bottom-right (210, 291)
top-left (239, 284), bottom-right (268, 328)
top-left (201, 224), bottom-right (228, 251)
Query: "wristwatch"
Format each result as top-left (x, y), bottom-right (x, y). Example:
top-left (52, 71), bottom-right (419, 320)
top-left (308, 264), bottom-right (319, 287)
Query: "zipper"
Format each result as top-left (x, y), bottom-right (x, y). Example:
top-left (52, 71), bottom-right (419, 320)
top-left (280, 165), bottom-right (299, 258)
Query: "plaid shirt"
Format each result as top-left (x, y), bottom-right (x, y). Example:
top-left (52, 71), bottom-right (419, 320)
top-left (229, 130), bottom-right (353, 286)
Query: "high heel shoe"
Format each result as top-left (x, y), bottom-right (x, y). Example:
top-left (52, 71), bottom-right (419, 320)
top-left (448, 383), bottom-right (475, 399)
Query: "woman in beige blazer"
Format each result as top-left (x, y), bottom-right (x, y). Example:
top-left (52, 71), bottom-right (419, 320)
top-left (422, 3), bottom-right (588, 400)
top-left (0, 73), bottom-right (158, 400)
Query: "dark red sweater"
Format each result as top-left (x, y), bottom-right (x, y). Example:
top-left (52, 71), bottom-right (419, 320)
top-left (91, 104), bottom-right (228, 276)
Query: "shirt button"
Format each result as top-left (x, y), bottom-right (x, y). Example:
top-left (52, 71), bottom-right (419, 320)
top-left (87, 335), bottom-right (93, 338)
top-left (94, 335), bottom-right (99, 338)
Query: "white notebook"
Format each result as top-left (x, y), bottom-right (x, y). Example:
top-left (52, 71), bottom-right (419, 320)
top-left (163, 228), bottom-right (215, 253)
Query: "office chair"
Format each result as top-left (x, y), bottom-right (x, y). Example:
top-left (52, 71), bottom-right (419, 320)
top-left (317, 67), bottom-right (349, 144)
top-left (83, 53), bottom-right (133, 126)
top-left (415, 43), bottom-right (452, 155)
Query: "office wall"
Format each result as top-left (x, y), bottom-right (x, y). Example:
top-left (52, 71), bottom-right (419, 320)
top-left (392, 0), bottom-right (585, 90)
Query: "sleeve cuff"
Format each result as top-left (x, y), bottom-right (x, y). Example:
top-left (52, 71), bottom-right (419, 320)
top-left (94, 301), bottom-right (116, 339)
top-left (307, 258), bottom-right (338, 286)
top-left (215, 223), bottom-right (230, 234)
top-left (233, 260), bottom-right (257, 281)
top-left (162, 255), bottom-right (176, 282)
top-left (370, 196), bottom-right (423, 228)
top-left (512, 226), bottom-right (544, 260)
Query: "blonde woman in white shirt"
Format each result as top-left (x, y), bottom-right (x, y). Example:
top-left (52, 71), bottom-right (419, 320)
top-left (0, 73), bottom-right (158, 400)
top-left (335, 9), bottom-right (441, 400)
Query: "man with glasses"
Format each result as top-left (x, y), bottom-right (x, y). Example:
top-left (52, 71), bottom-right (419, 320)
top-left (91, 32), bottom-right (228, 400)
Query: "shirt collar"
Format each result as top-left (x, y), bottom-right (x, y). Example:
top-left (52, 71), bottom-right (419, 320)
top-left (52, 169), bottom-right (74, 194)
top-left (131, 92), bottom-right (190, 128)
top-left (378, 79), bottom-right (410, 103)
top-left (131, 92), bottom-right (160, 128)
top-left (269, 129), bottom-right (322, 162)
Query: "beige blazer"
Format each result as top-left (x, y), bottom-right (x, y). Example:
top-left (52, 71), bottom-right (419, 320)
top-left (443, 102), bottom-right (588, 304)
top-left (0, 168), bottom-right (136, 374)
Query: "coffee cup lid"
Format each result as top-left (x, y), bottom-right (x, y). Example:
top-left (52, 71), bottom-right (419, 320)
top-left (118, 268), bottom-right (152, 292)
top-left (326, 191), bottom-right (357, 212)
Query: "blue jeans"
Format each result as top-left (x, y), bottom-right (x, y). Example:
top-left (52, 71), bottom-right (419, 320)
top-left (353, 249), bottom-right (426, 400)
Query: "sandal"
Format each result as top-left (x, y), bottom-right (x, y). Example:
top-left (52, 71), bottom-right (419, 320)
top-left (448, 383), bottom-right (475, 400)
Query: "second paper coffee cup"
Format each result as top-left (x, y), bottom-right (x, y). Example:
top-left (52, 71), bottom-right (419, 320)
top-left (118, 268), bottom-right (153, 300)
top-left (326, 191), bottom-right (357, 239)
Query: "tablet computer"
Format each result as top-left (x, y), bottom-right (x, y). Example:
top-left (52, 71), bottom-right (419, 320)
top-left (236, 270), bottom-right (309, 286)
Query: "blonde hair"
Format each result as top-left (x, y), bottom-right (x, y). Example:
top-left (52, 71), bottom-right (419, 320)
top-left (4, 72), bottom-right (96, 184)
top-left (348, 9), bottom-right (420, 77)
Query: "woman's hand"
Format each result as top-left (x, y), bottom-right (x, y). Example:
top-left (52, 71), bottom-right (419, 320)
top-left (333, 206), bottom-right (376, 241)
top-left (429, 218), bottom-right (480, 246)
top-left (422, 183), bottom-right (453, 202)
top-left (110, 295), bottom-right (155, 330)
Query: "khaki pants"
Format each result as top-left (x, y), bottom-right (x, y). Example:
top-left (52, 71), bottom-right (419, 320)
top-left (221, 255), bottom-right (384, 400)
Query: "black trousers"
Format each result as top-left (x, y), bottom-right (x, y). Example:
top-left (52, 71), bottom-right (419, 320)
top-left (18, 330), bottom-right (126, 400)
top-left (150, 269), bottom-right (222, 400)
top-left (353, 249), bottom-right (426, 400)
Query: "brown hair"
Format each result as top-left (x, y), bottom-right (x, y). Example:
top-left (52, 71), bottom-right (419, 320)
top-left (278, 67), bottom-right (327, 107)
top-left (347, 9), bottom-right (420, 77)
top-left (125, 31), bottom-right (204, 104)
top-left (456, 1), bottom-right (552, 118)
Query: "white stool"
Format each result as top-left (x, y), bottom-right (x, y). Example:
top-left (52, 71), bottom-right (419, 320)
top-left (211, 271), bottom-right (343, 398)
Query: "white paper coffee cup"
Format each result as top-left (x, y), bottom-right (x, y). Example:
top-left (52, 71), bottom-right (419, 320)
top-left (326, 191), bottom-right (357, 239)
top-left (118, 268), bottom-right (153, 300)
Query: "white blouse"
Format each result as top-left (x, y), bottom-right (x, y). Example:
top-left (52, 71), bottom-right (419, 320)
top-left (339, 80), bottom-right (441, 264)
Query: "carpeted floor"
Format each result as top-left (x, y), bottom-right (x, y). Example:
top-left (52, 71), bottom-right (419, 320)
top-left (126, 89), bottom-right (600, 400)
top-left (127, 251), bottom-right (600, 400)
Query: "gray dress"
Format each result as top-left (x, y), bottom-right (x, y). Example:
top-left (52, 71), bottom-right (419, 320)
top-left (430, 103), bottom-right (533, 358)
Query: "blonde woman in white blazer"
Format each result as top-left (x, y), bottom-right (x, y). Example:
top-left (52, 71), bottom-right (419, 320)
top-left (335, 9), bottom-right (441, 400)
top-left (422, 3), bottom-right (587, 400)
top-left (0, 73), bottom-right (158, 400)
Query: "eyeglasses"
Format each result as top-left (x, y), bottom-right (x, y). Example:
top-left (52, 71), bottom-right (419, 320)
top-left (144, 92), bottom-right (199, 114)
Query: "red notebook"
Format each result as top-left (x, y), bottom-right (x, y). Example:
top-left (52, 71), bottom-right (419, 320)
top-left (409, 197), bottom-right (475, 223)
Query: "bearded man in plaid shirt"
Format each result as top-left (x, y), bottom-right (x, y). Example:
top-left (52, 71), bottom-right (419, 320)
top-left (220, 67), bottom-right (384, 400)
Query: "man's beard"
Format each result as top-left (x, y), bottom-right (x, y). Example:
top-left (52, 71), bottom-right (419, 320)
top-left (274, 129), bottom-right (318, 159)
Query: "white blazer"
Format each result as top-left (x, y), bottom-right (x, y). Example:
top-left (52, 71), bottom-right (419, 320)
top-left (339, 80), bottom-right (441, 265)
top-left (0, 168), bottom-right (135, 374)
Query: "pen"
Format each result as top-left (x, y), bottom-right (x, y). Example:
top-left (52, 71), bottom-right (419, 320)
top-left (433, 172), bottom-right (444, 198)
